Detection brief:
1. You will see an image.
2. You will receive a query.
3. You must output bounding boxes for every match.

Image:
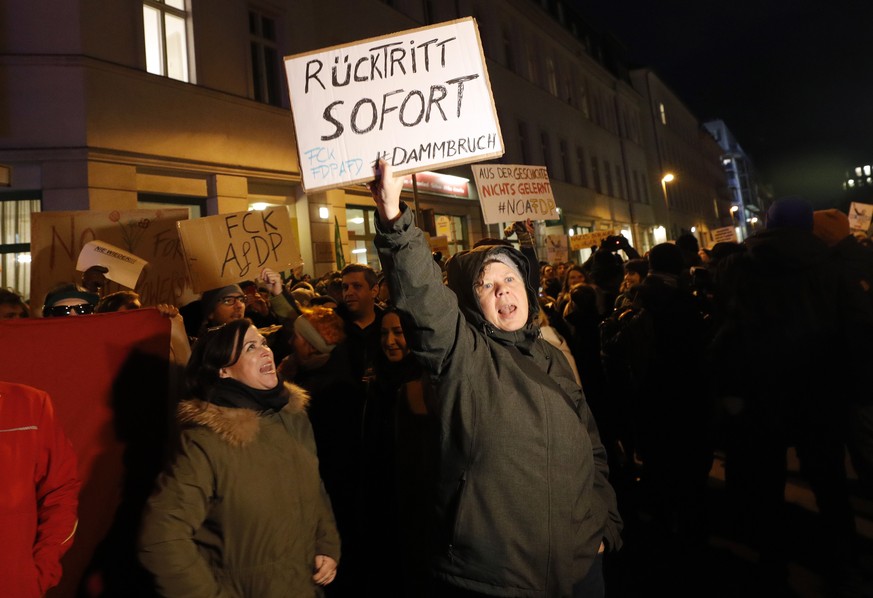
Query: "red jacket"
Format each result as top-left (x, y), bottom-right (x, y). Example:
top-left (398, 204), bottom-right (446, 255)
top-left (0, 382), bottom-right (80, 597)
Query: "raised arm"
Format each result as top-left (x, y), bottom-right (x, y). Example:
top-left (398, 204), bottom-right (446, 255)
top-left (371, 160), bottom-right (472, 377)
top-left (370, 158), bottom-right (404, 224)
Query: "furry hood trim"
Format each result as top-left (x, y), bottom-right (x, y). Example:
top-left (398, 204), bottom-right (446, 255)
top-left (177, 381), bottom-right (310, 447)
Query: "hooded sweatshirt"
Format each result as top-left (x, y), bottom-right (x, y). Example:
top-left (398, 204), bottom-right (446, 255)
top-left (375, 205), bottom-right (621, 597)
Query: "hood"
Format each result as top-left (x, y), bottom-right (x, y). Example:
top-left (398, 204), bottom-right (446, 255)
top-left (177, 381), bottom-right (310, 447)
top-left (744, 228), bottom-right (828, 273)
top-left (445, 244), bottom-right (540, 342)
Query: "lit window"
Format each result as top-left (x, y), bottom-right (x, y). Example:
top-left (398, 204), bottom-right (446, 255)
top-left (659, 102), bottom-right (667, 125)
top-left (856, 167), bottom-right (863, 177)
top-left (865, 165), bottom-right (872, 176)
top-left (848, 179), bottom-right (856, 188)
top-left (143, 0), bottom-right (191, 82)
top-left (0, 195), bottom-right (40, 297)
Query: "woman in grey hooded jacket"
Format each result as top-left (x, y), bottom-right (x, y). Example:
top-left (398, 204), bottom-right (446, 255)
top-left (372, 160), bottom-right (622, 598)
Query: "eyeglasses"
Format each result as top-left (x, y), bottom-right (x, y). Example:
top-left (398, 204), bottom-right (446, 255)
top-left (45, 304), bottom-right (95, 317)
top-left (218, 295), bottom-right (246, 306)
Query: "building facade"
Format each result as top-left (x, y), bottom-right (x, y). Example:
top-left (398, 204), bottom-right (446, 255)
top-left (630, 69), bottom-right (733, 246)
top-left (703, 119), bottom-right (763, 239)
top-left (1, 0), bottom-right (730, 300)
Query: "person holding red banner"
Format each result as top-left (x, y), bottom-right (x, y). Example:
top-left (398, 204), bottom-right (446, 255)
top-left (0, 382), bottom-right (81, 598)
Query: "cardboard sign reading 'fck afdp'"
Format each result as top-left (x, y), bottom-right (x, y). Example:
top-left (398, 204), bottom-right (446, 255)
top-left (177, 207), bottom-right (302, 293)
top-left (284, 17), bottom-right (504, 192)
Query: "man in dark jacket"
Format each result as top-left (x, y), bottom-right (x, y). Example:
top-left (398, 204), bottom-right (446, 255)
top-left (372, 159), bottom-right (622, 598)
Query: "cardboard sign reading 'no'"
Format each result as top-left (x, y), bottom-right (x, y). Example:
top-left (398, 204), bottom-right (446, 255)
top-left (177, 207), bottom-right (302, 293)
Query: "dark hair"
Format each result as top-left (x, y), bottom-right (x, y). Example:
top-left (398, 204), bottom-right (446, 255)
top-left (0, 288), bottom-right (27, 312)
top-left (95, 290), bottom-right (141, 313)
top-left (341, 263), bottom-right (378, 288)
top-left (560, 264), bottom-right (588, 295)
top-left (623, 258), bottom-right (649, 278)
top-left (186, 319), bottom-right (252, 399)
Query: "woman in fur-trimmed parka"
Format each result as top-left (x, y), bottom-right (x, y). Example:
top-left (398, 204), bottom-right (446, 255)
top-left (139, 319), bottom-right (340, 598)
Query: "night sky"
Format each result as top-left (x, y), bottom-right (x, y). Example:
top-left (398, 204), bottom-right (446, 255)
top-left (579, 1), bottom-right (873, 207)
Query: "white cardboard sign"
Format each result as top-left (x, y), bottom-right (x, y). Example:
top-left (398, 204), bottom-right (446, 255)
top-left (284, 18), bottom-right (504, 192)
top-left (712, 225), bottom-right (738, 244)
top-left (545, 235), bottom-right (569, 264)
top-left (471, 164), bottom-right (558, 224)
top-left (76, 240), bottom-right (149, 290)
top-left (849, 202), bottom-right (873, 232)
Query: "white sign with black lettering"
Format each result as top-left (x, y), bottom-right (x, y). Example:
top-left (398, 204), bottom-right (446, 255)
top-left (284, 18), bottom-right (504, 192)
top-left (471, 164), bottom-right (557, 224)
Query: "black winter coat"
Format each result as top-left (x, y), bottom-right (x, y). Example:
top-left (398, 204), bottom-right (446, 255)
top-left (375, 206), bottom-right (621, 598)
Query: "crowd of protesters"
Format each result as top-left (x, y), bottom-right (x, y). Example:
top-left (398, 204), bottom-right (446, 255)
top-left (4, 191), bottom-right (873, 597)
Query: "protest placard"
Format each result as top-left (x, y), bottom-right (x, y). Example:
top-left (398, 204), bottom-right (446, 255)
top-left (849, 202), bottom-right (873, 232)
top-left (545, 234), bottom-right (569, 264)
top-left (284, 17), bottom-right (504, 192)
top-left (712, 225), bottom-right (738, 244)
top-left (76, 240), bottom-right (149, 290)
top-left (177, 206), bottom-right (302, 293)
top-left (428, 234), bottom-right (450, 256)
top-left (471, 164), bottom-right (558, 224)
top-left (569, 230), bottom-right (615, 251)
top-left (31, 209), bottom-right (191, 314)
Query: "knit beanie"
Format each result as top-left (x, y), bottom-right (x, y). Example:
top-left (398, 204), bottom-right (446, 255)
top-left (812, 209), bottom-right (850, 247)
top-left (293, 316), bottom-right (336, 354)
top-left (201, 284), bottom-right (243, 318)
top-left (766, 197), bottom-right (814, 231)
top-left (482, 250), bottom-right (524, 280)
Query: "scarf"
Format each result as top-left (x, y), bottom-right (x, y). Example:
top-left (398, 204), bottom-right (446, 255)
top-left (207, 376), bottom-right (289, 412)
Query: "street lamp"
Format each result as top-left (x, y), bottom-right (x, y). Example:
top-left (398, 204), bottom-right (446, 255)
top-left (661, 173), bottom-right (675, 203)
top-left (661, 173), bottom-right (675, 239)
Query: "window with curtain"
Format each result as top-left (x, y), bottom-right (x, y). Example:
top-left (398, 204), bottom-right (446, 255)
top-left (143, 0), bottom-right (192, 82)
top-left (0, 194), bottom-right (40, 299)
